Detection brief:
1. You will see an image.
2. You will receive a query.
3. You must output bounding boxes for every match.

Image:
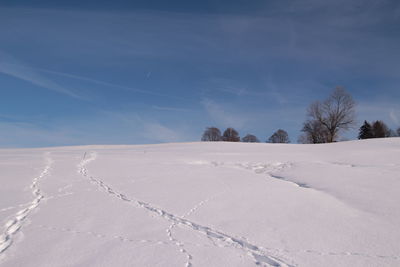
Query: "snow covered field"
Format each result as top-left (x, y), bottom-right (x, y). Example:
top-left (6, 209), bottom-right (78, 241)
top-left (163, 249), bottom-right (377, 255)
top-left (1, 139), bottom-right (399, 267)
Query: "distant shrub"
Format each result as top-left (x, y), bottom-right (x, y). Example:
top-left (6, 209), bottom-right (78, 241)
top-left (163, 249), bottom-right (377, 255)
top-left (201, 127), bottom-right (222, 141)
top-left (242, 134), bottom-right (260, 143)
top-left (222, 128), bottom-right (240, 142)
top-left (268, 129), bottom-right (290, 143)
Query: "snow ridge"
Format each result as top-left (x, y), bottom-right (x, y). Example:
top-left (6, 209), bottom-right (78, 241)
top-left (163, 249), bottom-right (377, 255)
top-left (208, 161), bottom-right (309, 188)
top-left (78, 152), bottom-right (294, 267)
top-left (0, 153), bottom-right (52, 257)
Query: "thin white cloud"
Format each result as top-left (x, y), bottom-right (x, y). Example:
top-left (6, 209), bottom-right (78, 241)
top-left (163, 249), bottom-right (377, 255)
top-left (389, 110), bottom-right (399, 125)
top-left (35, 68), bottom-right (181, 99)
top-left (0, 110), bottom-right (195, 147)
top-left (90, 110), bottom-right (194, 143)
top-left (215, 86), bottom-right (248, 96)
top-left (357, 101), bottom-right (400, 129)
top-left (152, 105), bottom-right (191, 112)
top-left (207, 77), bottom-right (292, 104)
top-left (0, 51), bottom-right (82, 99)
top-left (142, 122), bottom-right (183, 143)
top-left (201, 98), bottom-right (246, 129)
top-left (0, 121), bottom-right (78, 148)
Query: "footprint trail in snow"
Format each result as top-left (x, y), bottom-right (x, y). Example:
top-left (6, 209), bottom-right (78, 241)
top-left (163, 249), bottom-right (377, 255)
top-left (78, 152), bottom-right (294, 267)
top-left (0, 153), bottom-right (52, 257)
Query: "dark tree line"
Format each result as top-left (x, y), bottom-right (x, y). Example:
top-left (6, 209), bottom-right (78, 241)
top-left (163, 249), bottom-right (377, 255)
top-left (202, 87), bottom-right (398, 144)
top-left (201, 127), bottom-right (290, 143)
top-left (299, 87), bottom-right (399, 143)
top-left (358, 120), bottom-right (398, 139)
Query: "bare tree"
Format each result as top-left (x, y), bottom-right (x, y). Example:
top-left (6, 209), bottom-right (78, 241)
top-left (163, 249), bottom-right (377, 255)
top-left (242, 134), bottom-right (260, 143)
top-left (222, 128), bottom-right (240, 142)
top-left (201, 127), bottom-right (222, 141)
top-left (268, 129), bottom-right (290, 143)
top-left (300, 120), bottom-right (329, 144)
top-left (397, 127), bottom-right (400, 137)
top-left (307, 87), bottom-right (355, 143)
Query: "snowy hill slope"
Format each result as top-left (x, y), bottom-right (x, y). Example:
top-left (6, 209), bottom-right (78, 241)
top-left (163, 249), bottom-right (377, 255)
top-left (1, 139), bottom-right (400, 267)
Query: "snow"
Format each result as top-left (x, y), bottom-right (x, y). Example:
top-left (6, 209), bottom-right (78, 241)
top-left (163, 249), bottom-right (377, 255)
top-left (1, 139), bottom-right (400, 266)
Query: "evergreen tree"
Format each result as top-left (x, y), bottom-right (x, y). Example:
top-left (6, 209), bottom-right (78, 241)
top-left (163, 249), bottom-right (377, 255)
top-left (358, 121), bottom-right (373, 139)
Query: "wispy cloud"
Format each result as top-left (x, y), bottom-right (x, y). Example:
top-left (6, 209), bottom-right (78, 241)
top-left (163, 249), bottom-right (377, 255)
top-left (152, 105), bottom-right (191, 112)
top-left (142, 122), bottom-right (183, 143)
top-left (390, 110), bottom-right (400, 125)
top-left (205, 77), bottom-right (296, 105)
top-left (36, 68), bottom-right (182, 99)
top-left (214, 86), bottom-right (248, 96)
top-left (357, 100), bottom-right (400, 128)
top-left (0, 110), bottom-right (196, 148)
top-left (0, 51), bottom-right (82, 99)
top-left (84, 110), bottom-right (196, 143)
top-left (201, 98), bottom-right (247, 129)
top-left (0, 3), bottom-right (399, 147)
top-left (0, 121), bottom-right (78, 148)
top-left (102, 111), bottom-right (189, 143)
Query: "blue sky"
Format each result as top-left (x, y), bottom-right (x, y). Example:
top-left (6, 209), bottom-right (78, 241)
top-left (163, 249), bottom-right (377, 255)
top-left (1, 0), bottom-right (400, 147)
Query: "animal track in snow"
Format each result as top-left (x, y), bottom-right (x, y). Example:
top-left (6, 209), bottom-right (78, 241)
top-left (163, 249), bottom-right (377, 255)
top-left (36, 224), bottom-right (170, 247)
top-left (79, 152), bottom-right (294, 267)
top-left (0, 153), bottom-right (52, 257)
top-left (44, 184), bottom-right (74, 201)
top-left (285, 248), bottom-right (399, 261)
top-left (166, 188), bottom-right (230, 267)
top-left (0, 200), bottom-right (41, 214)
top-left (210, 161), bottom-right (310, 189)
top-left (0, 207), bottom-right (16, 213)
top-left (187, 160), bottom-right (290, 176)
top-left (237, 162), bottom-right (312, 188)
top-left (234, 162), bottom-right (291, 174)
top-left (166, 226), bottom-right (193, 267)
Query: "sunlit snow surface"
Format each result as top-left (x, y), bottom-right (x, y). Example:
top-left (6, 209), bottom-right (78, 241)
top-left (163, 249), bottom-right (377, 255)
top-left (1, 139), bottom-right (400, 266)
